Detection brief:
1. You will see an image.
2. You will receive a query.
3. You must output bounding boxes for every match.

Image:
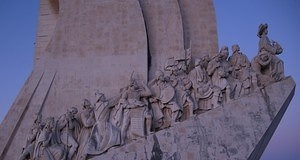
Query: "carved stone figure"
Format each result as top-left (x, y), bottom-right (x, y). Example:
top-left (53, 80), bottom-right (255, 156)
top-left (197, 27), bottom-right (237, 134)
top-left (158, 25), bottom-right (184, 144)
top-left (252, 23), bottom-right (284, 86)
top-left (2, 0), bottom-right (293, 158)
top-left (189, 58), bottom-right (222, 112)
top-left (148, 70), bottom-right (182, 129)
top-left (84, 91), bottom-right (121, 157)
top-left (76, 99), bottom-right (96, 160)
top-left (33, 117), bottom-right (65, 160)
top-left (114, 78), bottom-right (152, 145)
top-left (164, 55), bottom-right (188, 78)
top-left (56, 107), bottom-right (81, 160)
top-left (19, 114), bottom-right (43, 160)
top-left (179, 76), bottom-right (195, 121)
top-left (228, 44), bottom-right (254, 96)
top-left (207, 49), bottom-right (231, 102)
top-left (216, 46), bottom-right (242, 99)
top-left (148, 70), bottom-right (166, 130)
top-left (14, 19), bottom-right (289, 160)
top-left (164, 55), bottom-right (194, 121)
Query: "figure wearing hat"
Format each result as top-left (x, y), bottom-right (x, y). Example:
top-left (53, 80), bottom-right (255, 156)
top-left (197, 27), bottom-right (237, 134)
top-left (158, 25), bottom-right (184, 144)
top-left (252, 23), bottom-right (284, 86)
top-left (257, 23), bottom-right (283, 55)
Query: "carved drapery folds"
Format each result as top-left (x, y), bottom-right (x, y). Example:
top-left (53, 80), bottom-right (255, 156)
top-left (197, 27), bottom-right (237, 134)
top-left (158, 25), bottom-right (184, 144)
top-left (20, 23), bottom-right (285, 160)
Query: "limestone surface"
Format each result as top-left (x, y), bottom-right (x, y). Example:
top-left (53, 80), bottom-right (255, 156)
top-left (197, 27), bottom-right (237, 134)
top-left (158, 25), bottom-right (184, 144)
top-left (0, 0), bottom-right (294, 160)
top-left (90, 77), bottom-right (295, 160)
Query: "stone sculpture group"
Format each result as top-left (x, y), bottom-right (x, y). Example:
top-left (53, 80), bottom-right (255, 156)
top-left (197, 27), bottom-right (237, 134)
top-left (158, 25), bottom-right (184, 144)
top-left (19, 24), bottom-right (285, 160)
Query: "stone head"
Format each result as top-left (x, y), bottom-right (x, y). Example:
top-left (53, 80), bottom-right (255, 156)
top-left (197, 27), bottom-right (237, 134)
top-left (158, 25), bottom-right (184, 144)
top-left (232, 44), bottom-right (240, 54)
top-left (82, 99), bottom-right (92, 109)
top-left (129, 79), bottom-right (139, 90)
top-left (257, 23), bottom-right (268, 38)
top-left (95, 90), bottom-right (105, 102)
top-left (220, 46), bottom-right (229, 59)
top-left (45, 117), bottom-right (55, 130)
top-left (68, 106), bottom-right (78, 116)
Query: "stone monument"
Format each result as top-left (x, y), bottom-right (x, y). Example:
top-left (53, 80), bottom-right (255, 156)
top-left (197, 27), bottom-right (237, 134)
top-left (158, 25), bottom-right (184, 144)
top-left (0, 0), bottom-right (295, 160)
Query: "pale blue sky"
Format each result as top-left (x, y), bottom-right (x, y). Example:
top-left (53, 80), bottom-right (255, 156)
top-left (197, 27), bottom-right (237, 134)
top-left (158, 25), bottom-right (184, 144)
top-left (0, 0), bottom-right (299, 159)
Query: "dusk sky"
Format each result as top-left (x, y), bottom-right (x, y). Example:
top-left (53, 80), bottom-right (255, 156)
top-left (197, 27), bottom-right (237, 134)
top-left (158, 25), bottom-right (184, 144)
top-left (0, 0), bottom-right (299, 159)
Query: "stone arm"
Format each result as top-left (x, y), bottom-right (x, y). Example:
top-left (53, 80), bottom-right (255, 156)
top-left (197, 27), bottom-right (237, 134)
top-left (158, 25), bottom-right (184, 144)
top-left (222, 62), bottom-right (232, 78)
top-left (56, 115), bottom-right (67, 131)
top-left (56, 114), bottom-right (77, 131)
top-left (67, 114), bottom-right (76, 130)
top-left (149, 96), bottom-right (159, 103)
top-left (229, 55), bottom-right (241, 71)
top-left (140, 82), bottom-right (152, 97)
top-left (259, 35), bottom-right (277, 54)
top-left (182, 77), bottom-right (193, 91)
top-left (188, 70), bottom-right (200, 89)
top-left (148, 83), bottom-right (158, 104)
top-left (88, 111), bottom-right (96, 126)
top-left (81, 111), bottom-right (96, 128)
top-left (207, 59), bottom-right (220, 76)
top-left (104, 93), bottom-right (121, 109)
top-left (118, 91), bottom-right (129, 109)
top-left (228, 56), bottom-right (236, 69)
top-left (239, 54), bottom-right (251, 68)
top-left (28, 127), bottom-right (39, 143)
top-left (148, 79), bottom-right (157, 87)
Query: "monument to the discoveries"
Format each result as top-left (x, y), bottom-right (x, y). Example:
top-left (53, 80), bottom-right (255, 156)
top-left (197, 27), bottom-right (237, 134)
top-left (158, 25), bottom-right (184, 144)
top-left (0, 0), bottom-right (295, 160)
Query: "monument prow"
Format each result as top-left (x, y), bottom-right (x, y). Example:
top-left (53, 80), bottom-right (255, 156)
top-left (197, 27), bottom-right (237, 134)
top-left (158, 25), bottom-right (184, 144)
top-left (0, 0), bottom-right (295, 160)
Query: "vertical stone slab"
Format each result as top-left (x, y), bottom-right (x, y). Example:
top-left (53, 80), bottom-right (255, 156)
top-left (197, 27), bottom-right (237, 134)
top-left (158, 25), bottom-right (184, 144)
top-left (34, 0), bottom-right (59, 70)
top-left (138, 0), bottom-right (185, 79)
top-left (39, 0), bottom-right (148, 115)
top-left (177, 0), bottom-right (218, 59)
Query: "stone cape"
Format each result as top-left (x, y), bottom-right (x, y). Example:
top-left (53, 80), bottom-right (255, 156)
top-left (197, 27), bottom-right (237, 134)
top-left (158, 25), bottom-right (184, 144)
top-left (89, 77), bottom-right (295, 160)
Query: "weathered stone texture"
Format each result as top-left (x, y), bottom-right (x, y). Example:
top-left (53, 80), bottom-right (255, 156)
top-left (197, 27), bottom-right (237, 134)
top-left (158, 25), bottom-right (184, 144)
top-left (38, 0), bottom-right (148, 117)
top-left (139, 0), bottom-right (218, 78)
top-left (0, 0), bottom-right (249, 159)
top-left (1, 0), bottom-right (148, 159)
top-left (178, 0), bottom-right (218, 57)
top-left (139, 0), bottom-right (185, 78)
top-left (89, 77), bottom-right (295, 160)
top-left (34, 0), bottom-right (58, 69)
